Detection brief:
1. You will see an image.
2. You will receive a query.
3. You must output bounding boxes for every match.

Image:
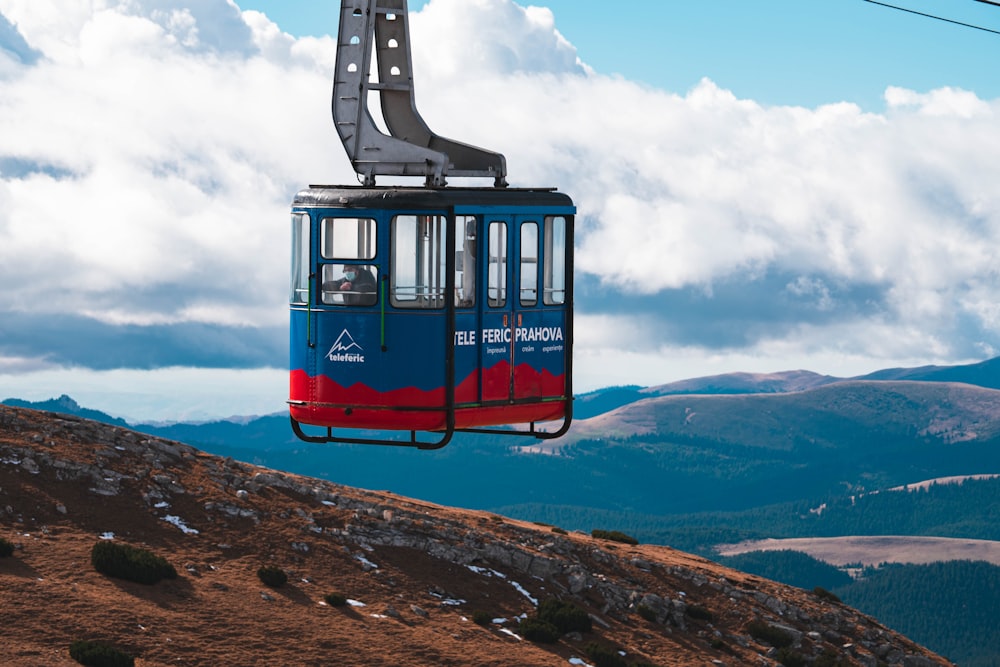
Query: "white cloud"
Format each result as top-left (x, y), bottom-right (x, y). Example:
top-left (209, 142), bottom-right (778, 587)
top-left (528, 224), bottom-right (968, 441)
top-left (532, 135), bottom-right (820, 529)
top-left (0, 0), bottom-right (348, 327)
top-left (0, 0), bottom-right (998, 419)
top-left (410, 0), bottom-right (586, 81)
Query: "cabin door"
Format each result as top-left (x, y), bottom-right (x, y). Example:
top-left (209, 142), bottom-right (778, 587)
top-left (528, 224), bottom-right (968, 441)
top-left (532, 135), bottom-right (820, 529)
top-left (479, 216), bottom-right (542, 403)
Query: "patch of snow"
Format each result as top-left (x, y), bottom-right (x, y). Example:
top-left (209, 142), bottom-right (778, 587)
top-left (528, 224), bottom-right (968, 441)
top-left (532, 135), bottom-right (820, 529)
top-left (466, 564), bottom-right (506, 578)
top-left (99, 532), bottom-right (115, 540)
top-left (321, 500), bottom-right (336, 506)
top-left (354, 554), bottom-right (378, 569)
top-left (369, 614), bottom-right (388, 619)
top-left (498, 627), bottom-right (522, 641)
top-left (569, 659), bottom-right (594, 667)
top-left (347, 599), bottom-right (366, 607)
top-left (509, 579), bottom-right (538, 606)
top-left (465, 565), bottom-right (536, 604)
top-left (428, 590), bottom-right (466, 605)
top-left (1, 457), bottom-right (20, 465)
top-left (162, 515), bottom-right (199, 535)
top-left (154, 502), bottom-right (170, 509)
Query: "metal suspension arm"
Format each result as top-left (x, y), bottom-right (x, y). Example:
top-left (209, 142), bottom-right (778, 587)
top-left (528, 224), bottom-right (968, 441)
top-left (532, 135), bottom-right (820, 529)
top-left (332, 0), bottom-right (508, 187)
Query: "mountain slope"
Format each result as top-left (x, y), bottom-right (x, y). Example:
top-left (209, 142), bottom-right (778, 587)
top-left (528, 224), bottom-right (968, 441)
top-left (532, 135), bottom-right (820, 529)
top-left (0, 406), bottom-right (950, 666)
top-left (857, 356), bottom-right (1000, 389)
top-left (643, 369), bottom-right (840, 397)
top-left (570, 381), bottom-right (1000, 447)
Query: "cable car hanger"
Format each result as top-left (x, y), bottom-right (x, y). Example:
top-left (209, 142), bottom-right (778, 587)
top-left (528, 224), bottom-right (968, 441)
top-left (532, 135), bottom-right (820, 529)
top-left (332, 0), bottom-right (508, 187)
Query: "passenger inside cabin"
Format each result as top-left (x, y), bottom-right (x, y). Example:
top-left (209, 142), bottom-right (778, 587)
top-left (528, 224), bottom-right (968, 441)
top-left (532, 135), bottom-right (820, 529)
top-left (323, 265), bottom-right (377, 305)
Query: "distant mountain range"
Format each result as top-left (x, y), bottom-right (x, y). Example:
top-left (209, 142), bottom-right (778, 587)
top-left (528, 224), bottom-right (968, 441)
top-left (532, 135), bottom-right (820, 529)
top-left (573, 355), bottom-right (1000, 417)
top-left (5, 356), bottom-right (999, 516)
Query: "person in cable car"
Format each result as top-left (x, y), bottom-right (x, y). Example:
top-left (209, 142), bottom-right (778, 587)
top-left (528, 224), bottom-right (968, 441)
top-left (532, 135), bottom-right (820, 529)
top-left (322, 264), bottom-right (377, 306)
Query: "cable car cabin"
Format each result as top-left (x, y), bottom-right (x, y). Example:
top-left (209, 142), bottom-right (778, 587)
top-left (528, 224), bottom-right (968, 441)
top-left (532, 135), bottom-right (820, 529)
top-left (288, 186), bottom-right (575, 448)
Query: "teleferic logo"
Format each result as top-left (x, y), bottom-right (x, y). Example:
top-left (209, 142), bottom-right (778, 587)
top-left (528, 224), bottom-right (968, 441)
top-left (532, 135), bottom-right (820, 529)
top-left (326, 329), bottom-right (365, 363)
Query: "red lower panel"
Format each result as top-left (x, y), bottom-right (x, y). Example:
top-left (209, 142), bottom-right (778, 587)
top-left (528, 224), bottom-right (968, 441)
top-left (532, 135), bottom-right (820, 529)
top-left (289, 366), bottom-right (567, 431)
top-left (289, 402), bottom-right (567, 431)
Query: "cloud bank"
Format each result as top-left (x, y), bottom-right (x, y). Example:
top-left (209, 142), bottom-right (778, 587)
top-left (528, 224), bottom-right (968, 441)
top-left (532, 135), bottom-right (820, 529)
top-left (1, 0), bottom-right (998, 416)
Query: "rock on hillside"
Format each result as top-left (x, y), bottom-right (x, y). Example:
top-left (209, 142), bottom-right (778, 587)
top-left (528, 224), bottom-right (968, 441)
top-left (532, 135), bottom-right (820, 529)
top-left (0, 406), bottom-right (949, 666)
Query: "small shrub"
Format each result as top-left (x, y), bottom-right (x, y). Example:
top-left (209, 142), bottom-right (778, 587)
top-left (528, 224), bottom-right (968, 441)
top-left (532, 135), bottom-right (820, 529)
top-left (257, 565), bottom-right (287, 588)
top-left (746, 620), bottom-right (794, 648)
top-left (0, 537), bottom-right (14, 558)
top-left (324, 593), bottom-right (347, 607)
top-left (471, 610), bottom-right (493, 627)
top-left (68, 640), bottom-right (135, 667)
top-left (775, 647), bottom-right (808, 667)
top-left (591, 529), bottom-right (638, 545)
top-left (519, 617), bottom-right (560, 643)
top-left (636, 604), bottom-right (658, 623)
top-left (552, 526), bottom-right (568, 535)
top-left (815, 649), bottom-right (849, 667)
top-left (537, 598), bottom-right (592, 634)
top-left (90, 541), bottom-right (177, 585)
top-left (583, 642), bottom-right (627, 667)
top-left (686, 604), bottom-right (714, 622)
top-left (813, 586), bottom-right (841, 603)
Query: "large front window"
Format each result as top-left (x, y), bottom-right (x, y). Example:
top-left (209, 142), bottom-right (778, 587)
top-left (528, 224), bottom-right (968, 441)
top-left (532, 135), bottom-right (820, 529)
top-left (319, 216), bottom-right (378, 306)
top-left (321, 217), bottom-right (376, 259)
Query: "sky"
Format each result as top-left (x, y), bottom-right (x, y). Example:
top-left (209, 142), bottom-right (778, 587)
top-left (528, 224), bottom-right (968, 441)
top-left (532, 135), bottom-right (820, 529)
top-left (1, 0), bottom-right (1000, 422)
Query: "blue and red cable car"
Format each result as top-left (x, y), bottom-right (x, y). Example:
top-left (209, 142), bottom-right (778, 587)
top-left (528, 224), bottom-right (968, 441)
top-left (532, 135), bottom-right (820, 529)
top-left (287, 0), bottom-right (575, 447)
top-left (289, 187), bottom-right (574, 447)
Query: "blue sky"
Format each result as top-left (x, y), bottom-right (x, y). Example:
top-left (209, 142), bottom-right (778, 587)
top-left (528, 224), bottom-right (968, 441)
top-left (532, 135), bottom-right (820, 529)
top-left (238, 0), bottom-right (1000, 109)
top-left (1, 0), bottom-right (999, 421)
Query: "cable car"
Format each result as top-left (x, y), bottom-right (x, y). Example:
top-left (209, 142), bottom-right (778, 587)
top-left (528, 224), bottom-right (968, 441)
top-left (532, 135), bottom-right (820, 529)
top-left (288, 0), bottom-right (575, 448)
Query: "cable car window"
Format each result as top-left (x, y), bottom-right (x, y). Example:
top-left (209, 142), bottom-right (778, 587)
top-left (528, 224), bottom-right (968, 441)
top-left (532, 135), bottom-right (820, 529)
top-left (456, 215), bottom-right (476, 308)
top-left (391, 214), bottom-right (446, 309)
top-left (320, 217), bottom-right (376, 260)
top-left (320, 263), bottom-right (378, 306)
top-left (543, 216), bottom-right (567, 305)
top-left (290, 213), bottom-right (310, 304)
top-left (519, 221), bottom-right (538, 306)
top-left (488, 221), bottom-right (507, 307)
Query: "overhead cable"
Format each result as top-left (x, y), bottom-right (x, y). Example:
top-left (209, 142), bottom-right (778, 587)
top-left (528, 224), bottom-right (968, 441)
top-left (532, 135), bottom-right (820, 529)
top-left (863, 0), bottom-right (1000, 35)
